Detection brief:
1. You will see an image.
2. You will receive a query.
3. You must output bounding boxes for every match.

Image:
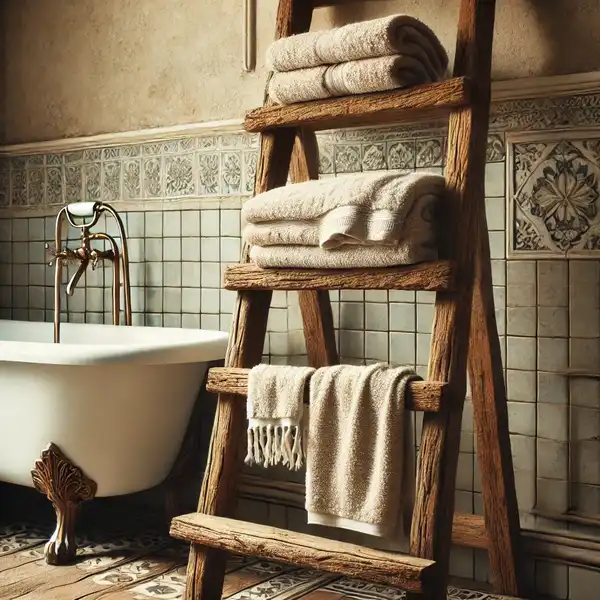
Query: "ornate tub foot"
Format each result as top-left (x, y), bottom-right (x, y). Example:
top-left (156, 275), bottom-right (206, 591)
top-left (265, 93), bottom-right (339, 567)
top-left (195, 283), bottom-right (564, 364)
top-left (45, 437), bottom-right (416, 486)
top-left (31, 443), bottom-right (97, 565)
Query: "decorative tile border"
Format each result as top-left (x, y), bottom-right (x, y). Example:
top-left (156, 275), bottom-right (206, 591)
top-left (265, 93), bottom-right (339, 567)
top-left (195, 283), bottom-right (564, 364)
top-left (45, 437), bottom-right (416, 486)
top-left (507, 130), bottom-right (600, 259)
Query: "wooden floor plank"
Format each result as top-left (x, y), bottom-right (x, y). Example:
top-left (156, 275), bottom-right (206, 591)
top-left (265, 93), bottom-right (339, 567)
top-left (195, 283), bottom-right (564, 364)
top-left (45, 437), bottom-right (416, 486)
top-left (0, 536), bottom-right (170, 600)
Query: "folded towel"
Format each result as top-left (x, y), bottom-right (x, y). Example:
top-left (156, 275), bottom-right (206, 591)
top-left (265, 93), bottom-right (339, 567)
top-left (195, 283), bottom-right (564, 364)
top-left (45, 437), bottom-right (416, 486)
top-left (245, 364), bottom-right (314, 470)
top-left (266, 15), bottom-right (448, 78)
top-left (243, 171), bottom-right (445, 228)
top-left (244, 194), bottom-right (438, 250)
top-left (249, 242), bottom-right (437, 269)
top-left (269, 55), bottom-right (433, 105)
top-left (306, 363), bottom-right (420, 538)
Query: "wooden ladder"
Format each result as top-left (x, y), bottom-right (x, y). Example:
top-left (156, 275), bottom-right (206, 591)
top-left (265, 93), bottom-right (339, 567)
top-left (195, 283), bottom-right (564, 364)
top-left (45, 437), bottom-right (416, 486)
top-left (170, 1), bottom-right (524, 599)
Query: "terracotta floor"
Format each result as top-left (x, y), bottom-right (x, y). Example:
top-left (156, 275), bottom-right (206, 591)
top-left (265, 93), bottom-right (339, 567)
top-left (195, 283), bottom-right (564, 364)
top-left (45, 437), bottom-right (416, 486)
top-left (0, 520), bottom-right (521, 600)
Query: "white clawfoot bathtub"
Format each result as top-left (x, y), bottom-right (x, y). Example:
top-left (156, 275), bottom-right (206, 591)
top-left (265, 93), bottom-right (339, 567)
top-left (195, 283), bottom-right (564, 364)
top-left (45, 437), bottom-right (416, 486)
top-left (0, 319), bottom-right (228, 496)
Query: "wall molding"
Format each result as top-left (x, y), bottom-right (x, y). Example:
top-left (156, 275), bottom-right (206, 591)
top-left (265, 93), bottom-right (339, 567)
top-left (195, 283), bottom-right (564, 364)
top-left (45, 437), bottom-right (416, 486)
top-left (1, 71), bottom-right (600, 157)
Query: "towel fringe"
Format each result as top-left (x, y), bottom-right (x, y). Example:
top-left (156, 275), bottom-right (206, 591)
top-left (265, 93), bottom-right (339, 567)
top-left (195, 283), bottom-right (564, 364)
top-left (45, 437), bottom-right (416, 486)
top-left (244, 424), bottom-right (304, 470)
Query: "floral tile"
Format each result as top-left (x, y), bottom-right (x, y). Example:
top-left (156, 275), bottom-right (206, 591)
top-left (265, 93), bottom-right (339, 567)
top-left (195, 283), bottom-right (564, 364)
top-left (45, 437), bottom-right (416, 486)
top-left (221, 151), bottom-right (242, 194)
top-left (65, 164), bottom-right (83, 203)
top-left (165, 155), bottom-right (195, 197)
top-left (123, 160), bottom-right (142, 200)
top-left (243, 151), bottom-right (258, 194)
top-left (84, 162), bottom-right (101, 202)
top-left (46, 167), bottom-right (65, 205)
top-left (27, 168), bottom-right (45, 205)
top-left (486, 134), bottom-right (505, 163)
top-left (0, 168), bottom-right (10, 207)
top-left (387, 141), bottom-right (415, 171)
top-left (508, 135), bottom-right (600, 258)
top-left (361, 143), bottom-right (387, 171)
top-left (334, 145), bottom-right (361, 174)
top-left (143, 157), bottom-right (163, 199)
top-left (416, 138), bottom-right (444, 168)
top-left (102, 161), bottom-right (123, 202)
top-left (11, 169), bottom-right (27, 206)
top-left (198, 152), bottom-right (220, 195)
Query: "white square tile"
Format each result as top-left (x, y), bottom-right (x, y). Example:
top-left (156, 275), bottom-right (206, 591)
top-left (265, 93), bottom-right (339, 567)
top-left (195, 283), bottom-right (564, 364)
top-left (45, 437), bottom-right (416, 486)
top-left (365, 331), bottom-right (388, 361)
top-left (145, 287), bottom-right (163, 312)
top-left (537, 306), bottom-right (568, 337)
top-left (339, 302), bottom-right (364, 330)
top-left (491, 260), bottom-right (505, 286)
top-left (144, 238), bottom-right (162, 262)
top-left (28, 218), bottom-right (45, 241)
top-left (182, 262), bottom-right (201, 287)
top-left (389, 303), bottom-right (415, 331)
top-left (389, 332), bottom-right (416, 365)
top-left (182, 313), bottom-right (201, 328)
top-left (416, 303), bottom-right (434, 333)
top-left (163, 288), bottom-right (182, 312)
top-left (488, 231), bottom-right (505, 259)
top-left (201, 263), bottom-right (221, 288)
top-left (536, 480), bottom-right (568, 516)
top-left (163, 238), bottom-right (181, 261)
top-left (456, 452), bottom-right (474, 491)
top-left (365, 303), bottom-right (388, 331)
top-left (267, 308), bottom-right (288, 332)
top-left (537, 439), bottom-right (568, 479)
top-left (485, 197), bottom-right (505, 231)
top-left (181, 288), bottom-right (200, 313)
top-left (506, 307), bottom-right (536, 336)
top-left (201, 289), bottom-right (220, 313)
top-left (365, 290), bottom-right (387, 302)
top-left (181, 210), bottom-right (200, 237)
top-left (513, 468), bottom-right (535, 511)
top-left (12, 219), bottom-right (28, 241)
top-left (537, 372), bottom-right (568, 405)
top-left (506, 336), bottom-right (536, 370)
top-left (339, 330), bottom-right (364, 359)
top-left (163, 262), bottom-right (182, 287)
top-left (484, 161), bottom-right (505, 197)
top-left (220, 209), bottom-right (241, 237)
top-left (571, 406), bottom-right (600, 443)
top-left (507, 283), bottom-right (536, 307)
top-left (389, 290), bottom-right (415, 302)
top-left (201, 209), bottom-right (219, 236)
top-left (341, 290), bottom-right (364, 302)
top-left (507, 401), bottom-right (536, 436)
top-left (164, 313), bottom-right (182, 328)
top-left (201, 237), bottom-right (219, 261)
top-left (537, 403), bottom-right (568, 441)
top-left (537, 337), bottom-right (568, 372)
top-left (507, 260), bottom-right (536, 284)
top-left (145, 262), bottom-right (162, 286)
top-left (510, 434), bottom-right (535, 472)
top-left (416, 333), bottom-right (430, 366)
top-left (538, 261), bottom-right (568, 306)
top-left (570, 378), bottom-right (600, 409)
top-left (201, 313), bottom-right (220, 329)
top-left (220, 237), bottom-right (241, 262)
top-left (163, 211), bottom-right (181, 237)
top-left (220, 289), bottom-right (236, 313)
top-left (570, 338), bottom-right (600, 370)
top-left (182, 237), bottom-right (200, 261)
top-left (145, 212), bottom-right (163, 237)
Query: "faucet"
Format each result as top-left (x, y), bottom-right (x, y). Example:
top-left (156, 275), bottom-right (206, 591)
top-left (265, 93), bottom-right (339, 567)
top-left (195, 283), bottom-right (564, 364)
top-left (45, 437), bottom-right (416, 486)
top-left (46, 202), bottom-right (132, 343)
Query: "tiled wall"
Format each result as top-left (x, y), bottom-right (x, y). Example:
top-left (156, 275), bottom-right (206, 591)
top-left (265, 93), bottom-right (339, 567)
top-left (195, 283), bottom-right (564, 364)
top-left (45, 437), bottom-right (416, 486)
top-left (2, 91), bottom-right (600, 597)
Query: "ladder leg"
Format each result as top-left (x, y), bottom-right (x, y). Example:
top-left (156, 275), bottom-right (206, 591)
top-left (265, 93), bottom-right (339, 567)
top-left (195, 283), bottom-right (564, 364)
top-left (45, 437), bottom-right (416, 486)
top-left (184, 291), bottom-right (272, 600)
top-left (468, 225), bottom-right (524, 596)
top-left (291, 129), bottom-right (339, 367)
top-left (409, 2), bottom-right (496, 599)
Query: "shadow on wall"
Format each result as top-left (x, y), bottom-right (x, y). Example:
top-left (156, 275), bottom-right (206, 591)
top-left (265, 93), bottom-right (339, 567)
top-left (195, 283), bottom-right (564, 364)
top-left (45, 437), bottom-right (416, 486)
top-left (529, 0), bottom-right (600, 77)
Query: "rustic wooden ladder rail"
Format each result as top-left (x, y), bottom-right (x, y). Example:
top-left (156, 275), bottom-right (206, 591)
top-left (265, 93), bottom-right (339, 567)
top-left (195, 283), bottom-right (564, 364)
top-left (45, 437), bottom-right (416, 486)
top-left (170, 0), bottom-right (524, 599)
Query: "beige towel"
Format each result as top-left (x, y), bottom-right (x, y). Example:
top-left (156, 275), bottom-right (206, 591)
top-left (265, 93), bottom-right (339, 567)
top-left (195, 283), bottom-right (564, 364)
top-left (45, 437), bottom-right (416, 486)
top-left (244, 195), bottom-right (438, 249)
top-left (269, 55), bottom-right (433, 105)
top-left (266, 15), bottom-right (448, 79)
top-left (245, 364), bottom-right (314, 470)
top-left (243, 172), bottom-right (445, 228)
top-left (250, 240), bottom-right (436, 269)
top-left (306, 363), bottom-right (419, 538)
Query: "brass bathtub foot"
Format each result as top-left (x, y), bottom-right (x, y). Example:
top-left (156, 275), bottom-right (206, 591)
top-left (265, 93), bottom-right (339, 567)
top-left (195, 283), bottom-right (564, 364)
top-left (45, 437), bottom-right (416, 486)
top-left (31, 443), bottom-right (97, 565)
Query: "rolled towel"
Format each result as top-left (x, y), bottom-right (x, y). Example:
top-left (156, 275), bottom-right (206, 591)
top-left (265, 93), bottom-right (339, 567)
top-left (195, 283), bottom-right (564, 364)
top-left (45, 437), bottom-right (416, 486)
top-left (245, 364), bottom-right (314, 470)
top-left (266, 15), bottom-right (448, 79)
top-left (244, 194), bottom-right (438, 250)
top-left (268, 55), bottom-right (433, 105)
top-left (249, 241), bottom-right (438, 269)
top-left (306, 363), bottom-right (419, 538)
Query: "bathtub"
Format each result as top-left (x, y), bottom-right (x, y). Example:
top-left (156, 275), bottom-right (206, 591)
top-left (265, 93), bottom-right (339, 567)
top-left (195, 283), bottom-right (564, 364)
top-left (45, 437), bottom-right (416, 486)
top-left (0, 319), bottom-right (228, 497)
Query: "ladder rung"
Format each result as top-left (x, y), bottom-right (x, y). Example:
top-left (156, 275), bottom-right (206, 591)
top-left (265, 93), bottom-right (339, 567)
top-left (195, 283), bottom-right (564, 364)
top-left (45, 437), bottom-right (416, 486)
top-left (207, 367), bottom-right (447, 413)
top-left (224, 261), bottom-right (455, 292)
top-left (245, 77), bottom-right (470, 133)
top-left (170, 514), bottom-right (437, 592)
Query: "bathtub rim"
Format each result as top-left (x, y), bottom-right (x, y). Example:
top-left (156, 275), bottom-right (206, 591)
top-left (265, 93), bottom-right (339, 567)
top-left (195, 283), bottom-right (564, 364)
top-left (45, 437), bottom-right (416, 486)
top-left (0, 320), bottom-right (229, 366)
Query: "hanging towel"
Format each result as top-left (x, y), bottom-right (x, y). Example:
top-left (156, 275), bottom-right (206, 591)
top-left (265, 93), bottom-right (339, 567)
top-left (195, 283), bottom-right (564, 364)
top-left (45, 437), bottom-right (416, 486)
top-left (245, 364), bottom-right (314, 470)
top-left (244, 194), bottom-right (438, 250)
top-left (306, 363), bottom-right (420, 538)
top-left (268, 55), bottom-right (433, 105)
top-left (266, 15), bottom-right (448, 79)
top-left (243, 171), bottom-right (445, 246)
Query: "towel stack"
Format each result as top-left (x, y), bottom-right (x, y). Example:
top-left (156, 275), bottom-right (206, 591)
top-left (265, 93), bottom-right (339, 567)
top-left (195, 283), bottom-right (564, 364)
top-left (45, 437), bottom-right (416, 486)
top-left (266, 15), bottom-right (449, 105)
top-left (242, 171), bottom-right (445, 269)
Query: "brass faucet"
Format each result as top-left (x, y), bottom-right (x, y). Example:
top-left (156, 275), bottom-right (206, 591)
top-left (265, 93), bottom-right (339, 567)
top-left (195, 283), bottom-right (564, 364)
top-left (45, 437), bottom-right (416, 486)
top-left (47, 202), bottom-right (132, 343)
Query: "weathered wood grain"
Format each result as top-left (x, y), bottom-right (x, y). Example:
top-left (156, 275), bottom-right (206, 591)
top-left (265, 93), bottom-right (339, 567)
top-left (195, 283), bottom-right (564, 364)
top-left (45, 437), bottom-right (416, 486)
top-left (245, 78), bottom-right (470, 133)
top-left (172, 514), bottom-right (437, 593)
top-left (206, 367), bottom-right (447, 413)
top-left (452, 513), bottom-right (488, 550)
top-left (407, 3), bottom-right (497, 600)
top-left (224, 261), bottom-right (455, 292)
top-left (289, 128), bottom-right (340, 367)
top-left (468, 214), bottom-right (524, 593)
top-left (184, 292), bottom-right (272, 600)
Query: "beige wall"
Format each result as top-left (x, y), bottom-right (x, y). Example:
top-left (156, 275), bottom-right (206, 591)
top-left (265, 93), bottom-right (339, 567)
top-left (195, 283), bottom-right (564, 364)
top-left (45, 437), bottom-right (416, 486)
top-left (2, 0), bottom-right (600, 144)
